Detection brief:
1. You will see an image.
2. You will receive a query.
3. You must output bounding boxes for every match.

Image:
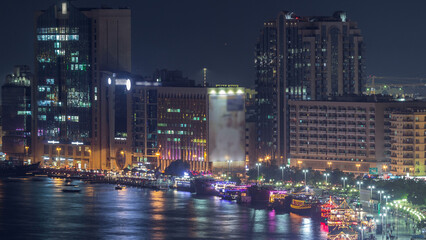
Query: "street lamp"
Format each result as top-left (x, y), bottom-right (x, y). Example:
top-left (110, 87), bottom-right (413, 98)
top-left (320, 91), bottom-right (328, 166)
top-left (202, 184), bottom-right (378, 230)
top-left (56, 147), bottom-right (61, 162)
top-left (297, 160), bottom-right (302, 169)
top-left (384, 195), bottom-right (390, 205)
top-left (359, 226), bottom-right (366, 240)
top-left (327, 161), bottom-right (332, 169)
top-left (323, 173), bottom-right (330, 185)
top-left (382, 165), bottom-right (388, 173)
top-left (280, 166), bottom-right (285, 181)
top-left (24, 146), bottom-right (29, 165)
top-left (380, 213), bottom-right (386, 239)
top-left (377, 190), bottom-right (384, 205)
top-left (357, 181), bottom-right (363, 205)
top-left (256, 163), bottom-right (261, 180)
top-left (356, 163), bottom-right (361, 173)
top-left (302, 169), bottom-right (308, 186)
top-left (341, 177), bottom-right (347, 188)
top-left (155, 152), bottom-right (161, 170)
top-left (368, 185), bottom-right (375, 199)
top-left (227, 160), bottom-right (233, 172)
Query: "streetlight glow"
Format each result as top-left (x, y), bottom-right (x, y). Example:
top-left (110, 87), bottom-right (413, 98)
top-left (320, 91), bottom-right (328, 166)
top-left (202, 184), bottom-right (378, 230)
top-left (302, 169), bottom-right (308, 186)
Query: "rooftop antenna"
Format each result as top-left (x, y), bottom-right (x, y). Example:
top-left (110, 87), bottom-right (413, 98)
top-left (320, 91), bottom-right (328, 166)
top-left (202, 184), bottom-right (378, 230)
top-left (203, 68), bottom-right (207, 87)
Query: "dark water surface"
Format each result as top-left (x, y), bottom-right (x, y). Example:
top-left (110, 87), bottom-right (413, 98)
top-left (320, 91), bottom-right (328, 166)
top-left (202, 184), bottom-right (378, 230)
top-left (0, 178), bottom-right (328, 239)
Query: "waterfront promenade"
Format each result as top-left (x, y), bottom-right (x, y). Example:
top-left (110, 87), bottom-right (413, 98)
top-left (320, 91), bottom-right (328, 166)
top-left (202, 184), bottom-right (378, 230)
top-left (363, 204), bottom-right (421, 240)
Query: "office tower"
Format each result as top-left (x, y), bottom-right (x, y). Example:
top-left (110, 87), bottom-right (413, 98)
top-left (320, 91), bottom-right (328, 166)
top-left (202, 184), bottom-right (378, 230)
top-left (390, 109), bottom-right (426, 176)
top-left (2, 66), bottom-right (32, 164)
top-left (156, 87), bottom-right (209, 172)
top-left (32, 1), bottom-right (131, 169)
top-left (255, 11), bottom-right (365, 165)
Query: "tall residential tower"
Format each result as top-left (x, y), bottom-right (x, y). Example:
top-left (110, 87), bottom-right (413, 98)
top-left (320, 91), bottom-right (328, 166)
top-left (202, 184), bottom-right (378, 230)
top-left (255, 11), bottom-right (365, 165)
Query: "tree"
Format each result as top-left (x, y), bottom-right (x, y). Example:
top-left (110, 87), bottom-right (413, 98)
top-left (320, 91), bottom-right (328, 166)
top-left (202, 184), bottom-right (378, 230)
top-left (164, 160), bottom-right (189, 176)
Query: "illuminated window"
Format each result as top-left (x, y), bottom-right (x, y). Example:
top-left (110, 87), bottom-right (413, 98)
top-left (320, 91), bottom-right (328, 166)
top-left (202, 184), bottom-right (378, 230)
top-left (55, 49), bottom-right (65, 55)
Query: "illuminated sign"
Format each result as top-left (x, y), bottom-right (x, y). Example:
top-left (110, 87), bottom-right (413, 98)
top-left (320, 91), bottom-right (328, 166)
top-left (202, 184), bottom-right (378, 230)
top-left (47, 140), bottom-right (59, 144)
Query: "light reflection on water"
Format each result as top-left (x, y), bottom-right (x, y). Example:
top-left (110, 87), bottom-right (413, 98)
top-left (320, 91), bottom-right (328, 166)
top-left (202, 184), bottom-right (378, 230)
top-left (0, 179), bottom-right (327, 239)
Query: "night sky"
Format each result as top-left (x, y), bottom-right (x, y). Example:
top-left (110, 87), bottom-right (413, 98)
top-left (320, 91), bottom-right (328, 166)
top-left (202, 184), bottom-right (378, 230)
top-left (1, 0), bottom-right (426, 87)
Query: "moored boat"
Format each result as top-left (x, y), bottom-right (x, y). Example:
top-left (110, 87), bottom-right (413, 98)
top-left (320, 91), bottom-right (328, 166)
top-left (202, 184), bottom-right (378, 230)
top-left (320, 197), bottom-right (338, 222)
top-left (194, 177), bottom-right (218, 196)
top-left (62, 186), bottom-right (81, 193)
top-left (0, 162), bottom-right (40, 177)
top-left (268, 190), bottom-right (290, 211)
top-left (290, 198), bottom-right (313, 215)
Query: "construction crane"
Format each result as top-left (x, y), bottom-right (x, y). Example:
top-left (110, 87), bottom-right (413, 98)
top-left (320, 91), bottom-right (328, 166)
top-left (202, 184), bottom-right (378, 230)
top-left (367, 75), bottom-right (426, 95)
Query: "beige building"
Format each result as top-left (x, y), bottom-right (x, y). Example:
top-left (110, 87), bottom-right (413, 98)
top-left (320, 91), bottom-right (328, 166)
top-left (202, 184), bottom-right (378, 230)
top-left (390, 110), bottom-right (426, 176)
top-left (288, 97), bottom-right (426, 174)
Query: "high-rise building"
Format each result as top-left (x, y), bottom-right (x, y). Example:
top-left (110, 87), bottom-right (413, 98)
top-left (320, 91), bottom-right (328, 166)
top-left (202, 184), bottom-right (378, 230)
top-left (288, 96), bottom-right (426, 175)
top-left (390, 109), bottom-right (426, 176)
top-left (32, 1), bottom-right (131, 169)
top-left (255, 21), bottom-right (278, 163)
top-left (255, 11), bottom-right (365, 164)
top-left (2, 66), bottom-right (32, 164)
top-left (156, 87), bottom-right (209, 172)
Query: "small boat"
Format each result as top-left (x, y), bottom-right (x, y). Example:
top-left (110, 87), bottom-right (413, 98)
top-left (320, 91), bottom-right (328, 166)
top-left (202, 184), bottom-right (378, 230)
top-left (62, 186), bottom-right (81, 193)
top-left (6, 177), bottom-right (24, 182)
top-left (115, 185), bottom-right (123, 190)
top-left (63, 182), bottom-right (77, 187)
top-left (32, 174), bottom-right (48, 181)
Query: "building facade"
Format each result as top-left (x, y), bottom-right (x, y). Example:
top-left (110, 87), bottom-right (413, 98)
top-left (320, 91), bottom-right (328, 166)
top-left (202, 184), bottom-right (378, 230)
top-left (32, 1), bottom-right (131, 169)
top-left (390, 110), bottom-right (426, 176)
top-left (2, 66), bottom-right (32, 164)
top-left (132, 82), bottom-right (159, 169)
top-left (255, 11), bottom-right (365, 165)
top-left (156, 87), bottom-right (209, 172)
top-left (289, 97), bottom-right (426, 174)
top-left (255, 21), bottom-right (278, 164)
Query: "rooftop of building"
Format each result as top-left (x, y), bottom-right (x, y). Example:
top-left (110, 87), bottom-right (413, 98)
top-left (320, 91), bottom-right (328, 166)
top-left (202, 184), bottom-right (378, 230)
top-left (289, 94), bottom-right (426, 103)
top-left (280, 11), bottom-right (350, 23)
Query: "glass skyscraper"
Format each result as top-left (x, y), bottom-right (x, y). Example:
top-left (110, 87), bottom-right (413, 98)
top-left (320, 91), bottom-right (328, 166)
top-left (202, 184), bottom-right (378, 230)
top-left (34, 3), bottom-right (92, 141)
top-left (32, 1), bottom-right (131, 169)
